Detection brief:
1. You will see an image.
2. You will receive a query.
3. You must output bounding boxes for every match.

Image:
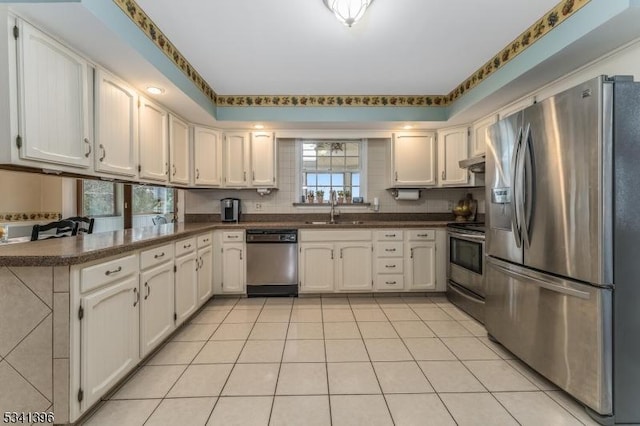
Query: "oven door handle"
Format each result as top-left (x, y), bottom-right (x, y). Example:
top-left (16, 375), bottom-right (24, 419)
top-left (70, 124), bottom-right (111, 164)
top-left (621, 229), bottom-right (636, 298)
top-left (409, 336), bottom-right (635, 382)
top-left (447, 231), bottom-right (485, 242)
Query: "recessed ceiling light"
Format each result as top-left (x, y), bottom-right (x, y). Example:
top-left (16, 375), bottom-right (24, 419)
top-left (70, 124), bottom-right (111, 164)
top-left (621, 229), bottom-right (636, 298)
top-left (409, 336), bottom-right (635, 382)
top-left (403, 125), bottom-right (414, 130)
top-left (146, 86), bottom-right (165, 95)
top-left (253, 124), bottom-right (265, 129)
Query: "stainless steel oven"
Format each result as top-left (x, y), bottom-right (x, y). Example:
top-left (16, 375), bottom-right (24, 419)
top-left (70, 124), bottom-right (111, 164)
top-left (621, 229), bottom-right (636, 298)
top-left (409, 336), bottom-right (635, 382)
top-left (446, 223), bottom-right (485, 323)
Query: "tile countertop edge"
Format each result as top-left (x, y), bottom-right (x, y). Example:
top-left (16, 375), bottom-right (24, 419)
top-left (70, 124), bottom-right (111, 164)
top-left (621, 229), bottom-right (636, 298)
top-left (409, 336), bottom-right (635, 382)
top-left (0, 221), bottom-right (452, 266)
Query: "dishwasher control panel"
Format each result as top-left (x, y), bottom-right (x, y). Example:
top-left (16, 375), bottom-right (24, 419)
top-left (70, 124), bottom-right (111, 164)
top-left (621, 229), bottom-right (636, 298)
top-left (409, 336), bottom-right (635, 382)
top-left (246, 229), bottom-right (298, 243)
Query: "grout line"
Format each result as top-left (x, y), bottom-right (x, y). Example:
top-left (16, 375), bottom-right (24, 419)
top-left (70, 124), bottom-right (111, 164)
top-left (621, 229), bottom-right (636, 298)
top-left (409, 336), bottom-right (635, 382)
top-left (266, 298), bottom-right (293, 425)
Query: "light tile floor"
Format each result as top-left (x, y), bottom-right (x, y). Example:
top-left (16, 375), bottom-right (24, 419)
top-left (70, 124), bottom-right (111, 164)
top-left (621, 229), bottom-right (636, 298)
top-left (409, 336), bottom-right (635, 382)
top-left (84, 296), bottom-right (599, 425)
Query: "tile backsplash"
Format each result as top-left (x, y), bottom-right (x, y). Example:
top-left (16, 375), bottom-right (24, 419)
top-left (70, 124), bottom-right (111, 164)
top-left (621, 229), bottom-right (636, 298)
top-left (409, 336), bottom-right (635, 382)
top-left (185, 139), bottom-right (485, 216)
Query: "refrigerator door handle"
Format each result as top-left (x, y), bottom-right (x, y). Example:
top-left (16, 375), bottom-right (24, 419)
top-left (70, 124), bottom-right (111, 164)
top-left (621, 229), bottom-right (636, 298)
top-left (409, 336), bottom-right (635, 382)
top-left (510, 126), bottom-right (524, 248)
top-left (518, 123), bottom-right (531, 248)
top-left (489, 257), bottom-right (591, 300)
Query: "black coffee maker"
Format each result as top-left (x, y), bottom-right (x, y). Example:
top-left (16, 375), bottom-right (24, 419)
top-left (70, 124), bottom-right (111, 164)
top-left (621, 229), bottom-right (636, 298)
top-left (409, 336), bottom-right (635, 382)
top-left (220, 198), bottom-right (241, 222)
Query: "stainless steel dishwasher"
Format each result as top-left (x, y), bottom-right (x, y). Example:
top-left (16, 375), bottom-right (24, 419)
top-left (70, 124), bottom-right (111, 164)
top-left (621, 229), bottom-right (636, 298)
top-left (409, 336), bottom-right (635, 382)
top-left (246, 229), bottom-right (298, 297)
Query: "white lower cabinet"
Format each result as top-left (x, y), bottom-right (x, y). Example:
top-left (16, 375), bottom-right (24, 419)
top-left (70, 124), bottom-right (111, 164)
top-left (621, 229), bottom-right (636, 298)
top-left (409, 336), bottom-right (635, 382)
top-left (139, 244), bottom-right (175, 358)
top-left (405, 230), bottom-right (444, 290)
top-left (78, 257), bottom-right (140, 412)
top-left (197, 242), bottom-right (213, 304)
top-left (299, 230), bottom-right (372, 293)
top-left (374, 230), bottom-right (405, 292)
top-left (299, 243), bottom-right (336, 293)
top-left (221, 243), bottom-right (245, 293)
top-left (174, 238), bottom-right (198, 326)
top-left (336, 242), bottom-right (373, 291)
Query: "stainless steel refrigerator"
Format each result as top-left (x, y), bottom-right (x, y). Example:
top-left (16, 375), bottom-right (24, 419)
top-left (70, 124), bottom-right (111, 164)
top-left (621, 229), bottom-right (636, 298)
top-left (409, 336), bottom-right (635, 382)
top-left (485, 75), bottom-right (640, 424)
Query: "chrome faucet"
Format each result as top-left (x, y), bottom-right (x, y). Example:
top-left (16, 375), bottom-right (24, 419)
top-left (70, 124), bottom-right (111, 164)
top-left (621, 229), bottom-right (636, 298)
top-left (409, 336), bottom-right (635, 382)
top-left (329, 190), bottom-right (337, 224)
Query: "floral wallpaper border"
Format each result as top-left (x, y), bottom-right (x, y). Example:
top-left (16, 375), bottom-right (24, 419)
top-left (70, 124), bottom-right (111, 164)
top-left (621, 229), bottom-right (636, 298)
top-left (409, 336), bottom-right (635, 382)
top-left (114, 0), bottom-right (590, 108)
top-left (0, 212), bottom-right (62, 222)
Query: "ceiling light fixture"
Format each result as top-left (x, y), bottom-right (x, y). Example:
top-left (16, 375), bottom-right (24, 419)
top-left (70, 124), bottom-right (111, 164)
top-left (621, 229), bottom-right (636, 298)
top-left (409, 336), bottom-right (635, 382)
top-left (253, 124), bottom-right (265, 129)
top-left (403, 125), bottom-right (414, 130)
top-left (146, 86), bottom-right (164, 95)
top-left (322, 0), bottom-right (374, 27)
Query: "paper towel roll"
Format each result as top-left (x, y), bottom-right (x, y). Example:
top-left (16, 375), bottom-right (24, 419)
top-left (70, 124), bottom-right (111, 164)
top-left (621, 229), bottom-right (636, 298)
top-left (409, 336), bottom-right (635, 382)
top-left (394, 189), bottom-right (420, 200)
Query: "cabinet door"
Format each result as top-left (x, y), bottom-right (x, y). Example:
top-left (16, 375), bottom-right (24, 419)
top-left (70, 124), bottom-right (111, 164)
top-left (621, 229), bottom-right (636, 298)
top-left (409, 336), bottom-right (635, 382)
top-left (406, 242), bottom-right (436, 290)
top-left (299, 243), bottom-right (335, 293)
top-left (169, 114), bottom-right (190, 185)
top-left (221, 243), bottom-right (245, 293)
top-left (175, 252), bottom-right (198, 326)
top-left (437, 127), bottom-right (469, 186)
top-left (139, 97), bottom-right (169, 181)
top-left (197, 245), bottom-right (213, 304)
top-left (470, 115), bottom-right (497, 157)
top-left (392, 133), bottom-right (436, 186)
top-left (80, 275), bottom-right (139, 410)
top-left (336, 242), bottom-right (372, 291)
top-left (224, 132), bottom-right (250, 187)
top-left (140, 262), bottom-right (175, 357)
top-left (17, 20), bottom-right (91, 168)
top-left (193, 126), bottom-right (222, 186)
top-left (94, 69), bottom-right (138, 176)
top-left (251, 132), bottom-right (276, 187)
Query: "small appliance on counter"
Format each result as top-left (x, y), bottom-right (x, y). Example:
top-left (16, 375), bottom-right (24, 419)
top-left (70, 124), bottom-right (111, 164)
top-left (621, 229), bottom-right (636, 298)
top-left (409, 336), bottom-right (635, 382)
top-left (220, 198), bottom-right (241, 222)
top-left (452, 193), bottom-right (478, 222)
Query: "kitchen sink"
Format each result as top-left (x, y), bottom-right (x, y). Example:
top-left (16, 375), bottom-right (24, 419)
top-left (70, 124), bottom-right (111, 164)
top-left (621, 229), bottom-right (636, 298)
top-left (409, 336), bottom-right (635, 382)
top-left (304, 221), bottom-right (365, 225)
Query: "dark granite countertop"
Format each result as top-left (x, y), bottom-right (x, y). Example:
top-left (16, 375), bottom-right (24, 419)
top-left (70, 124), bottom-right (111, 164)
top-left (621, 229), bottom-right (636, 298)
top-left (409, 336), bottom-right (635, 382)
top-left (0, 220), bottom-right (454, 266)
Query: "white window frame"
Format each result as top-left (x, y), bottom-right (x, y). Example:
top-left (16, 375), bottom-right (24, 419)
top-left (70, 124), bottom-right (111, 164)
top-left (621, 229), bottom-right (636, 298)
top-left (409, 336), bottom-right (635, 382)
top-left (295, 138), bottom-right (368, 202)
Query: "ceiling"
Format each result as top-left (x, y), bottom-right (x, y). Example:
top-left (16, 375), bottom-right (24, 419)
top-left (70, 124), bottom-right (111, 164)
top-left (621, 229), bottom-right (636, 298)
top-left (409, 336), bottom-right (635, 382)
top-left (135, 0), bottom-right (560, 96)
top-left (7, 0), bottom-right (640, 129)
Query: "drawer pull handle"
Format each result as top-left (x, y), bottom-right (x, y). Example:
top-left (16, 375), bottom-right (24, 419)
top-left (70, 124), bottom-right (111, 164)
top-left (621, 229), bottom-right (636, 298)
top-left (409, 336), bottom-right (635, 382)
top-left (385, 264), bottom-right (396, 268)
top-left (144, 282), bottom-right (150, 300)
top-left (417, 234), bottom-right (429, 237)
top-left (154, 252), bottom-right (165, 259)
top-left (385, 248), bottom-right (396, 252)
top-left (228, 235), bottom-right (239, 239)
top-left (386, 281), bottom-right (397, 285)
top-left (240, 250), bottom-right (243, 260)
top-left (105, 266), bottom-right (122, 276)
top-left (184, 244), bottom-right (192, 249)
top-left (385, 234), bottom-right (396, 237)
top-left (133, 287), bottom-right (139, 307)
top-left (84, 138), bottom-right (91, 157)
top-left (410, 248), bottom-right (414, 259)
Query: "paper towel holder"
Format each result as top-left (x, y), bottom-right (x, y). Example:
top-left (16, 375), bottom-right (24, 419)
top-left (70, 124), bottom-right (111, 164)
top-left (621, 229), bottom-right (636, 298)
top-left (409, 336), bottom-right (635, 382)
top-left (390, 189), bottom-right (421, 200)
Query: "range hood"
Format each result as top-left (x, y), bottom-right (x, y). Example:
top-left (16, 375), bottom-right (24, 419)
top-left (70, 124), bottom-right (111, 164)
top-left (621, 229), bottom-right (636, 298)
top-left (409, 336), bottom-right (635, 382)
top-left (459, 154), bottom-right (486, 173)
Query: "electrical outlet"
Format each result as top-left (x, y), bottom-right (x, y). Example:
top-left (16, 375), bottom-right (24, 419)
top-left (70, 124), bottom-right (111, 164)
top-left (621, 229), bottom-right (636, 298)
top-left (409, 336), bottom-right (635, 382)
top-left (255, 202), bottom-right (263, 211)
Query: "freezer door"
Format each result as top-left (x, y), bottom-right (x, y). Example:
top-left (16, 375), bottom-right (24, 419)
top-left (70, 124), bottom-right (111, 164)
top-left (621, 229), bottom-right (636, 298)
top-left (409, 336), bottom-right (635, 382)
top-left (521, 77), bottom-right (609, 284)
top-left (485, 257), bottom-right (612, 415)
top-left (486, 112), bottom-right (523, 264)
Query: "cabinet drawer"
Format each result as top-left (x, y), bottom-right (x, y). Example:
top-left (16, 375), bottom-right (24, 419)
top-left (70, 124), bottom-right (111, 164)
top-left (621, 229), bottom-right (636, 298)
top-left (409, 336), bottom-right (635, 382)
top-left (140, 243), bottom-right (174, 270)
top-left (376, 258), bottom-right (404, 274)
top-left (80, 254), bottom-right (138, 293)
top-left (197, 232), bottom-right (213, 248)
top-left (407, 229), bottom-right (436, 241)
top-left (375, 275), bottom-right (405, 291)
top-left (377, 242), bottom-right (404, 257)
top-left (175, 237), bottom-right (197, 257)
top-left (375, 230), bottom-right (403, 241)
top-left (222, 231), bottom-right (244, 242)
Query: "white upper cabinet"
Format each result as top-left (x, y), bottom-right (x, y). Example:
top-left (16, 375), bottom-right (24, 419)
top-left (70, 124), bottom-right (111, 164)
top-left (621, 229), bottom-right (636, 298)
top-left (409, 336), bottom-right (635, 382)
top-left (250, 131), bottom-right (277, 187)
top-left (139, 97), bottom-right (168, 182)
top-left (15, 19), bottom-right (91, 168)
top-left (193, 126), bottom-right (222, 187)
top-left (389, 133), bottom-right (436, 187)
top-left (470, 115), bottom-right (497, 156)
top-left (94, 69), bottom-right (138, 176)
top-left (437, 126), bottom-right (469, 186)
top-left (224, 132), bottom-right (251, 187)
top-left (169, 114), bottom-right (190, 185)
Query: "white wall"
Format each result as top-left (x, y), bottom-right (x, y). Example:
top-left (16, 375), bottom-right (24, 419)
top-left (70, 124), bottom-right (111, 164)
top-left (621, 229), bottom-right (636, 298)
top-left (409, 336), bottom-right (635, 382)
top-left (185, 139), bottom-right (484, 216)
